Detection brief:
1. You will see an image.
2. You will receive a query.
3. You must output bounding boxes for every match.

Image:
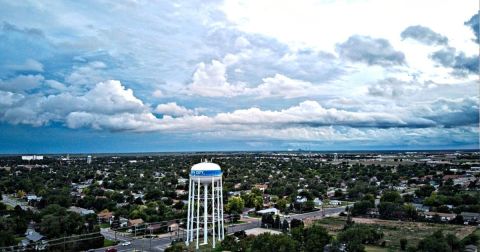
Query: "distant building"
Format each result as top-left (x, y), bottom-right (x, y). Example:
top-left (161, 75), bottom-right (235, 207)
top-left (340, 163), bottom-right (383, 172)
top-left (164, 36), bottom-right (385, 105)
top-left (97, 209), bottom-right (113, 223)
top-left (254, 183), bottom-right (268, 192)
top-left (21, 155), bottom-right (44, 161)
top-left (423, 212), bottom-right (456, 222)
top-left (461, 212), bottom-right (480, 223)
top-left (20, 229), bottom-right (47, 250)
top-left (256, 207), bottom-right (279, 215)
top-left (86, 155), bottom-right (92, 164)
top-left (128, 218), bottom-right (144, 227)
top-left (68, 206), bottom-right (95, 216)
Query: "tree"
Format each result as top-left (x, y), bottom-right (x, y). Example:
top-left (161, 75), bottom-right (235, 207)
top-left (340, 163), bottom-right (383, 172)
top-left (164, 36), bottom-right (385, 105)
top-left (276, 198), bottom-right (288, 213)
top-left (352, 200), bottom-right (374, 216)
top-left (338, 224), bottom-right (383, 251)
top-left (380, 191), bottom-right (403, 204)
top-left (378, 202), bottom-right (403, 219)
top-left (226, 196), bottom-right (245, 214)
top-left (403, 204), bottom-right (418, 220)
top-left (400, 238), bottom-right (408, 250)
top-left (250, 233), bottom-right (297, 252)
top-left (273, 215), bottom-right (281, 229)
top-left (416, 230), bottom-right (452, 252)
top-left (0, 231), bottom-right (15, 247)
top-left (303, 225), bottom-right (332, 252)
top-left (261, 214), bottom-right (274, 228)
top-left (290, 218), bottom-right (304, 229)
top-left (282, 219), bottom-right (289, 232)
top-left (415, 185), bottom-right (435, 198)
top-left (305, 200), bottom-right (315, 211)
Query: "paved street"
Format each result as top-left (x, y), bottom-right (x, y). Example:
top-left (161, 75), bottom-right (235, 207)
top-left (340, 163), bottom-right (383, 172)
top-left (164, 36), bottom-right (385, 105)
top-left (1, 194), bottom-right (38, 212)
top-left (95, 206), bottom-right (347, 252)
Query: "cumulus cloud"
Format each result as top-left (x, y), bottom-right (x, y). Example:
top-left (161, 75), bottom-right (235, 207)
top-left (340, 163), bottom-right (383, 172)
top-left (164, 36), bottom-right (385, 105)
top-left (336, 35), bottom-right (405, 66)
top-left (244, 74), bottom-right (321, 99)
top-left (465, 12), bottom-right (479, 43)
top-left (154, 102), bottom-right (194, 117)
top-left (185, 60), bottom-right (246, 97)
top-left (0, 80), bottom-right (153, 129)
top-left (401, 25), bottom-right (448, 45)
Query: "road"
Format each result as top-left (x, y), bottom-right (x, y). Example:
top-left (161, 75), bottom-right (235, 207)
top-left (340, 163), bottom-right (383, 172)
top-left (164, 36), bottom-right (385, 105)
top-left (94, 206), bottom-right (347, 252)
top-left (1, 194), bottom-right (38, 212)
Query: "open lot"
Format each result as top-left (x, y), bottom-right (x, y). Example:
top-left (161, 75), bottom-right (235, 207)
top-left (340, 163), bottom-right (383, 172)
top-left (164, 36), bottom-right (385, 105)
top-left (315, 217), bottom-right (478, 251)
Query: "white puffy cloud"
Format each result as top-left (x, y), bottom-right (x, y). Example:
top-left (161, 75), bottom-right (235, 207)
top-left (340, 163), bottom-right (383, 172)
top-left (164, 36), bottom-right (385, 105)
top-left (185, 60), bottom-right (246, 97)
top-left (244, 74), bottom-right (321, 98)
top-left (154, 102), bottom-right (194, 117)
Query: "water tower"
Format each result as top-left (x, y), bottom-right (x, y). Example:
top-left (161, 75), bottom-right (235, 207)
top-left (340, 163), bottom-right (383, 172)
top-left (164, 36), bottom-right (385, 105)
top-left (185, 161), bottom-right (225, 249)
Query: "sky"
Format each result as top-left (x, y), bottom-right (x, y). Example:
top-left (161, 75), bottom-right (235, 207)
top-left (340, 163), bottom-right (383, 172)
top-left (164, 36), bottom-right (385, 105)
top-left (0, 0), bottom-right (478, 153)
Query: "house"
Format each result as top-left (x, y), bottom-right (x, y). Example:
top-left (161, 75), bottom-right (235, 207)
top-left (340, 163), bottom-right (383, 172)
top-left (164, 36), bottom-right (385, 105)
top-left (296, 196), bottom-right (307, 204)
top-left (25, 194), bottom-right (41, 202)
top-left (175, 189), bottom-right (187, 196)
top-left (461, 212), bottom-right (480, 223)
top-left (168, 223), bottom-right (179, 232)
top-left (256, 207), bottom-right (279, 215)
top-left (68, 206), bottom-right (95, 216)
top-left (423, 212), bottom-right (456, 222)
top-left (128, 218), bottom-right (144, 227)
top-left (254, 184), bottom-right (268, 192)
top-left (412, 203), bottom-right (430, 212)
top-left (20, 229), bottom-right (47, 250)
top-left (313, 198), bottom-right (323, 206)
top-left (97, 209), bottom-right (113, 223)
top-left (329, 200), bottom-right (341, 206)
top-left (177, 178), bottom-right (188, 185)
top-left (119, 217), bottom-right (129, 228)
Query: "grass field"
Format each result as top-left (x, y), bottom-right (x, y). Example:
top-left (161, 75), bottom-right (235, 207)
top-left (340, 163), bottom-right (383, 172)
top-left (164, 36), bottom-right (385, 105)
top-left (103, 239), bottom-right (118, 247)
top-left (315, 217), bottom-right (477, 251)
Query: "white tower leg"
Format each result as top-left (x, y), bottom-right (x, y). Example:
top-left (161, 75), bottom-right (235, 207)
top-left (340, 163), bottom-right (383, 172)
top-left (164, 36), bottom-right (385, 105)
top-left (217, 180), bottom-right (221, 241)
top-left (203, 184), bottom-right (208, 245)
top-left (196, 179), bottom-right (200, 249)
top-left (220, 176), bottom-right (225, 239)
top-left (185, 178), bottom-right (192, 245)
top-left (211, 178), bottom-right (216, 248)
top-left (190, 179), bottom-right (195, 242)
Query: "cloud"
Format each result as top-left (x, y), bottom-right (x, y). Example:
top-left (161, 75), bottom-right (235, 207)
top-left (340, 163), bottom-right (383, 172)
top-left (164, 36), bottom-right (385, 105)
top-left (185, 60), bottom-right (245, 97)
top-left (0, 80), bottom-right (152, 129)
top-left (401, 25), bottom-right (448, 45)
top-left (0, 74), bottom-right (45, 92)
top-left (416, 97), bottom-right (479, 127)
top-left (5, 59), bottom-right (44, 72)
top-left (367, 78), bottom-right (426, 98)
top-left (465, 12), bottom-right (479, 43)
top-left (336, 35), bottom-right (405, 66)
top-left (154, 102), bottom-right (194, 117)
top-left (244, 74), bottom-right (321, 99)
top-left (430, 47), bottom-right (478, 75)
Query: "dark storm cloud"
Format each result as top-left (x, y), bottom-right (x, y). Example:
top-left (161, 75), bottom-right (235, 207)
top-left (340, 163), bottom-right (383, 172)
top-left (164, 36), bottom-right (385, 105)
top-left (336, 35), bottom-right (405, 66)
top-left (400, 25), bottom-right (448, 45)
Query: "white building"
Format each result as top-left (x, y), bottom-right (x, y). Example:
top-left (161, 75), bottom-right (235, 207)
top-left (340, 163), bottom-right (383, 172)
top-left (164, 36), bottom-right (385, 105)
top-left (21, 155), bottom-right (43, 161)
top-left (256, 208), bottom-right (279, 215)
